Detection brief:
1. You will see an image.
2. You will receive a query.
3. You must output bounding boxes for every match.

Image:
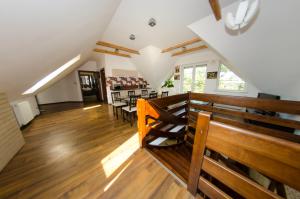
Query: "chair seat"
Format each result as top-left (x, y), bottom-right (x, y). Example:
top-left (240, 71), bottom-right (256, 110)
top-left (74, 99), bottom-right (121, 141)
top-left (112, 102), bottom-right (127, 107)
top-left (122, 106), bottom-right (137, 112)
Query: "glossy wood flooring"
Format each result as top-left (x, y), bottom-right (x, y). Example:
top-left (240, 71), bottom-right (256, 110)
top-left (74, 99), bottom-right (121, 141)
top-left (0, 104), bottom-right (195, 199)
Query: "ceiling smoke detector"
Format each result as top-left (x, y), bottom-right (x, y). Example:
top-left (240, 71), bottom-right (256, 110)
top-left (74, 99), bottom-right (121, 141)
top-left (129, 34), bottom-right (136, 40)
top-left (148, 18), bottom-right (156, 27)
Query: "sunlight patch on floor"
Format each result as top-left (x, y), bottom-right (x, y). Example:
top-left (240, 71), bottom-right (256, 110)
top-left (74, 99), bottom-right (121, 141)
top-left (101, 133), bottom-right (139, 177)
top-left (103, 160), bottom-right (132, 192)
top-left (83, 104), bottom-right (101, 110)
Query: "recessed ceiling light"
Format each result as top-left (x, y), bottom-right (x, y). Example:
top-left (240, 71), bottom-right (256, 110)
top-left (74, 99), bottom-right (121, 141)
top-left (23, 54), bottom-right (81, 95)
top-left (129, 34), bottom-right (136, 40)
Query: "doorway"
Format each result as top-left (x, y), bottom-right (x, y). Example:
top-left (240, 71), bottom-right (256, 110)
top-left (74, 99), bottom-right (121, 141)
top-left (100, 68), bottom-right (108, 103)
top-left (78, 71), bottom-right (102, 104)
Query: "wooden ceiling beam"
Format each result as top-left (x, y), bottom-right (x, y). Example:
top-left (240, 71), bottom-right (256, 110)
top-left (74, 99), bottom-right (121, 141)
top-left (209, 0), bottom-right (222, 21)
top-left (161, 38), bottom-right (202, 53)
top-left (171, 45), bottom-right (208, 57)
top-left (96, 41), bottom-right (139, 55)
top-left (93, 48), bottom-right (131, 58)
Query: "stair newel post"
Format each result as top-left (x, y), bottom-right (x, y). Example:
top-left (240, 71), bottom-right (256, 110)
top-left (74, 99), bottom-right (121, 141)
top-left (187, 111), bottom-right (212, 195)
top-left (137, 99), bottom-right (147, 148)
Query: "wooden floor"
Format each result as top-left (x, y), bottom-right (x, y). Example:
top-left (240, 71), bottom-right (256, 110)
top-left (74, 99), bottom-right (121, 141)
top-left (0, 104), bottom-right (195, 199)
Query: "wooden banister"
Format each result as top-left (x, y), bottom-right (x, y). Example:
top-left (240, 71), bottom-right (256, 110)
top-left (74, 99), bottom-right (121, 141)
top-left (188, 111), bottom-right (300, 197)
top-left (190, 93), bottom-right (300, 115)
top-left (137, 93), bottom-right (300, 197)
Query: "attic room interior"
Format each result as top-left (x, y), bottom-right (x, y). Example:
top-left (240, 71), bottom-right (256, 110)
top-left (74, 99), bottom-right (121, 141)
top-left (0, 0), bottom-right (300, 198)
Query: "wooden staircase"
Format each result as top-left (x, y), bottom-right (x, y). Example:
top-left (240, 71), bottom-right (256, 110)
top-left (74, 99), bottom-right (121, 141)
top-left (144, 97), bottom-right (188, 148)
top-left (137, 92), bottom-right (300, 197)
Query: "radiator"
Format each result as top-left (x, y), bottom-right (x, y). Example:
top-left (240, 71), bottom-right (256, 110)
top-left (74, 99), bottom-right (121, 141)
top-left (13, 101), bottom-right (35, 126)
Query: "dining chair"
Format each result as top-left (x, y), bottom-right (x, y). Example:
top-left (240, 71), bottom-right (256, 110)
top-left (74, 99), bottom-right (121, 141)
top-left (111, 92), bottom-right (127, 119)
top-left (141, 89), bottom-right (148, 96)
top-left (161, 91), bottom-right (169, 98)
top-left (149, 92), bottom-right (158, 99)
top-left (128, 90), bottom-right (135, 97)
top-left (122, 95), bottom-right (141, 126)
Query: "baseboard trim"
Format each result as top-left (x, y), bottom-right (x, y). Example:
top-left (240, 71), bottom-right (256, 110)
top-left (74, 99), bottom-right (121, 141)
top-left (38, 101), bottom-right (83, 106)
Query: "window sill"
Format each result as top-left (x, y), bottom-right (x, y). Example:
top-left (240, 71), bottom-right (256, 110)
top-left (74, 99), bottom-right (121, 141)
top-left (215, 89), bottom-right (248, 94)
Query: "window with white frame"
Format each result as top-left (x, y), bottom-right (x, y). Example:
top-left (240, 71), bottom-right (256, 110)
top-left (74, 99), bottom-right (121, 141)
top-left (218, 64), bottom-right (246, 92)
top-left (182, 64), bottom-right (207, 93)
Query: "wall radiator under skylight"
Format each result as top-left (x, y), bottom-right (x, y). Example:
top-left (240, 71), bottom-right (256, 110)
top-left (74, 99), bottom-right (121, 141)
top-left (13, 101), bottom-right (35, 126)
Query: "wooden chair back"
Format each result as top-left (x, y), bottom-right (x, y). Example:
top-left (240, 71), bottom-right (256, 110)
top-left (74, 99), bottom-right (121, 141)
top-left (161, 91), bottom-right (169, 98)
top-left (188, 112), bottom-right (300, 198)
top-left (128, 90), bottom-right (135, 97)
top-left (149, 92), bottom-right (158, 99)
top-left (141, 89), bottom-right (148, 96)
top-left (111, 91), bottom-right (121, 104)
top-left (129, 95), bottom-right (141, 110)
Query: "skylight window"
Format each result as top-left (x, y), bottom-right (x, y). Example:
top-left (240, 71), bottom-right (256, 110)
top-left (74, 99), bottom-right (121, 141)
top-left (23, 55), bottom-right (81, 95)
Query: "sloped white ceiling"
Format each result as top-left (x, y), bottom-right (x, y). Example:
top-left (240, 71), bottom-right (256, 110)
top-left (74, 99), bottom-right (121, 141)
top-left (189, 0), bottom-right (300, 100)
top-left (102, 0), bottom-right (236, 50)
top-left (101, 0), bottom-right (236, 89)
top-left (0, 0), bottom-right (121, 100)
top-left (131, 46), bottom-right (177, 88)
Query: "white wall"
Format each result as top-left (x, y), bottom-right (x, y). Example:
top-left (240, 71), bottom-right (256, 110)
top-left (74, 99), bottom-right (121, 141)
top-left (92, 53), bottom-right (106, 69)
top-left (37, 71), bottom-right (82, 104)
top-left (173, 50), bottom-right (260, 97)
top-left (189, 0), bottom-right (300, 100)
top-left (36, 61), bottom-right (100, 104)
top-left (103, 54), bottom-right (137, 76)
top-left (78, 60), bottom-right (100, 72)
top-left (98, 54), bottom-right (141, 104)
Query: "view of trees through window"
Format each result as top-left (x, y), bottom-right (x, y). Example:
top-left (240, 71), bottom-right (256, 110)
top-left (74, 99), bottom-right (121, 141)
top-left (182, 65), bottom-right (206, 93)
top-left (183, 67), bottom-right (193, 92)
top-left (218, 64), bottom-right (246, 91)
top-left (194, 66), bottom-right (206, 92)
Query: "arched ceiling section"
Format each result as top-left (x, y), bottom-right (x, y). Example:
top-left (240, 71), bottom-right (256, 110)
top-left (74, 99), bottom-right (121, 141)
top-left (189, 0), bottom-right (300, 100)
top-left (0, 0), bottom-right (121, 100)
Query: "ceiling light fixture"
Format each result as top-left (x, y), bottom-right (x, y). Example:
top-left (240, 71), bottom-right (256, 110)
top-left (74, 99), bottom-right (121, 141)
top-left (22, 54), bottom-right (81, 95)
top-left (129, 34), bottom-right (136, 40)
top-left (148, 18), bottom-right (156, 27)
top-left (225, 0), bottom-right (260, 30)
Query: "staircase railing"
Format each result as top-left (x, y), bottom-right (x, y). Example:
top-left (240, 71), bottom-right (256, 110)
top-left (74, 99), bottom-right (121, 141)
top-left (137, 92), bottom-right (300, 196)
